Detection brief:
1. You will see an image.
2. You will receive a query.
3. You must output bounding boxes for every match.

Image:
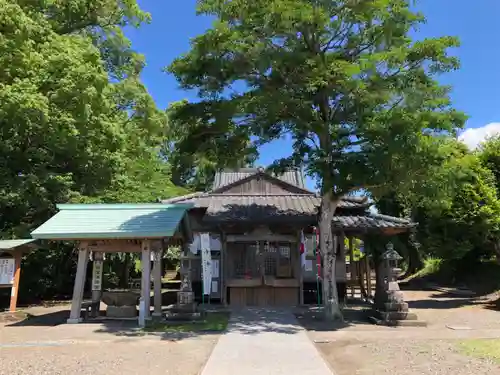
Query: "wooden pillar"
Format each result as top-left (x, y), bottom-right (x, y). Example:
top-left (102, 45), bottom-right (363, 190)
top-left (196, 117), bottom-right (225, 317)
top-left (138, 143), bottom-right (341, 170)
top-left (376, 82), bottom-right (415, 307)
top-left (68, 243), bottom-right (89, 324)
top-left (9, 250), bottom-right (22, 312)
top-left (141, 239), bottom-right (151, 319)
top-left (348, 236), bottom-right (355, 298)
top-left (298, 230), bottom-right (304, 306)
top-left (222, 232), bottom-right (228, 306)
top-left (366, 255), bottom-right (372, 298)
top-left (91, 252), bottom-right (104, 317)
top-left (220, 232), bottom-right (226, 305)
top-left (152, 243), bottom-right (163, 318)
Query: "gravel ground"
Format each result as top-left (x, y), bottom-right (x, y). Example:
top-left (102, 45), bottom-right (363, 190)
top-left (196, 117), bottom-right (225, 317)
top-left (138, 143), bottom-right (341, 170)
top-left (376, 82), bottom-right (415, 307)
top-left (304, 288), bottom-right (500, 375)
top-left (0, 305), bottom-right (219, 375)
top-left (316, 338), bottom-right (499, 375)
top-left (0, 336), bottom-right (217, 375)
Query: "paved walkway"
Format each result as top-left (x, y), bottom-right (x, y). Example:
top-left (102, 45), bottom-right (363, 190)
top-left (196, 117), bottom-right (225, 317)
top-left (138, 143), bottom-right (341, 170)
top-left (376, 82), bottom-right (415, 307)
top-left (201, 308), bottom-right (334, 375)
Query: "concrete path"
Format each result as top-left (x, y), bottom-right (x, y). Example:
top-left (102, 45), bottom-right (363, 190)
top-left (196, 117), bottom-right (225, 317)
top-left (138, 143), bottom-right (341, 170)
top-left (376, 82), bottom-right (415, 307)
top-left (201, 308), bottom-right (334, 375)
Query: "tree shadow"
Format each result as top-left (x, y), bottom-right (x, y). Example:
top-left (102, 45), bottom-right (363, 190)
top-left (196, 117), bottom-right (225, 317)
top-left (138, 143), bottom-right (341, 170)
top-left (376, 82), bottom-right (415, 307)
top-left (295, 304), bottom-right (376, 332)
top-left (407, 298), bottom-right (476, 310)
top-left (7, 309), bottom-right (70, 327)
top-left (226, 308), bottom-right (303, 335)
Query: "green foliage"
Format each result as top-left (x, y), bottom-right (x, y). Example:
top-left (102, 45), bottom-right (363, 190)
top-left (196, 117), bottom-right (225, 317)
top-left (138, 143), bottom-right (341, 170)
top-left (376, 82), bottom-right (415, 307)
top-left (377, 135), bottom-right (500, 274)
top-left (0, 0), bottom-right (182, 303)
top-left (169, 0), bottom-right (465, 199)
top-left (163, 100), bottom-right (258, 191)
top-left (418, 257), bottom-right (444, 277)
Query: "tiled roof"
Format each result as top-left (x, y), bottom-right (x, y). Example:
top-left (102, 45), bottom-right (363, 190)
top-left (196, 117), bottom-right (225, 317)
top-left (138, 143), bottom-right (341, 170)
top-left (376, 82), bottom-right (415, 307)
top-left (160, 194), bottom-right (413, 229)
top-left (212, 168), bottom-right (305, 190)
top-left (161, 193), bottom-right (369, 209)
top-left (31, 204), bottom-right (193, 240)
top-left (204, 195), bottom-right (318, 222)
top-left (332, 214), bottom-right (416, 229)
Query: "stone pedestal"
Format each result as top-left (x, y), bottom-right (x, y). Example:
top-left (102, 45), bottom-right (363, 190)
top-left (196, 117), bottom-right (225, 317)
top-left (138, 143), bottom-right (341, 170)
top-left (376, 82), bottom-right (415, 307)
top-left (101, 290), bottom-right (140, 318)
top-left (369, 246), bottom-right (426, 327)
top-left (165, 273), bottom-right (201, 321)
top-left (369, 280), bottom-right (426, 326)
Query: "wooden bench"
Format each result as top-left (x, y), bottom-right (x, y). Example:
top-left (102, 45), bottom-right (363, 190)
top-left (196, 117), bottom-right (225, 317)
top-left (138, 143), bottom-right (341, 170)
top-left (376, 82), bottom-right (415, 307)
top-left (81, 300), bottom-right (100, 320)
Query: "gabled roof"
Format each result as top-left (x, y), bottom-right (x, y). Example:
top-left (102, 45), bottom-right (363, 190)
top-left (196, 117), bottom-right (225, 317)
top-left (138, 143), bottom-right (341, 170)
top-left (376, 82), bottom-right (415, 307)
top-left (160, 192), bottom-right (369, 210)
top-left (0, 239), bottom-right (37, 251)
top-left (212, 168), bottom-right (306, 190)
top-left (31, 204), bottom-right (193, 240)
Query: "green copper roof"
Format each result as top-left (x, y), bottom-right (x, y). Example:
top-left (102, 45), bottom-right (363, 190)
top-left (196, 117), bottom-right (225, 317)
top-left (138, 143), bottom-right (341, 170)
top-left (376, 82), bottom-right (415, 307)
top-left (0, 239), bottom-right (36, 250)
top-left (31, 203), bottom-right (193, 240)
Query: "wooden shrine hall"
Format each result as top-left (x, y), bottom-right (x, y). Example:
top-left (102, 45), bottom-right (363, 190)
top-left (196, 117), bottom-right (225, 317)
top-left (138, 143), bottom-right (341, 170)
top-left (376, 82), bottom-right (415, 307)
top-left (162, 168), bottom-right (416, 307)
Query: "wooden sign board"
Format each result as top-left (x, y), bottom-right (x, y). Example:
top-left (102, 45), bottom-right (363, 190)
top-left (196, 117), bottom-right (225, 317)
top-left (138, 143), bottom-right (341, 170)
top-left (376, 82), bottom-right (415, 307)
top-left (0, 258), bottom-right (15, 285)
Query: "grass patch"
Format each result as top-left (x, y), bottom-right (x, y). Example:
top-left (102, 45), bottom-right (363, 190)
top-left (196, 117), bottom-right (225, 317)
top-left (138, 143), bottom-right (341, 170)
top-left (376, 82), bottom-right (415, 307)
top-left (143, 312), bottom-right (230, 333)
top-left (458, 339), bottom-right (500, 363)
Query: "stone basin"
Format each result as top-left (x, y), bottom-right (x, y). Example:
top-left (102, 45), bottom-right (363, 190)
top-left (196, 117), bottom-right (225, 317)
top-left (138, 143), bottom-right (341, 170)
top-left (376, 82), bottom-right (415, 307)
top-left (101, 290), bottom-right (140, 307)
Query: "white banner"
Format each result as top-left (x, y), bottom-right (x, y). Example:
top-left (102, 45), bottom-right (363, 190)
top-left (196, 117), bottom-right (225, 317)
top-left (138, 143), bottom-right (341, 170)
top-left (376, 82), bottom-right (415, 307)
top-left (200, 233), bottom-right (212, 295)
top-left (0, 258), bottom-right (15, 285)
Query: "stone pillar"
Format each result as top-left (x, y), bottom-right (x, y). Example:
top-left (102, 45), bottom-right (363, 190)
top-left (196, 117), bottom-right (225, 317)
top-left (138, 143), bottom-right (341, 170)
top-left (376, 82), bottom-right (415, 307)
top-left (152, 244), bottom-right (163, 318)
top-left (9, 250), bottom-right (22, 312)
top-left (141, 240), bottom-right (151, 319)
top-left (68, 244), bottom-right (89, 324)
top-left (91, 252), bottom-right (104, 317)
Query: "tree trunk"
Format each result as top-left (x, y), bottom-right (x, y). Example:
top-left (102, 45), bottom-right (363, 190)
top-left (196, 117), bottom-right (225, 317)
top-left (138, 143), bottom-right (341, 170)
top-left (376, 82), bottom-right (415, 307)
top-left (494, 240), bottom-right (500, 265)
top-left (404, 241), bottom-right (423, 277)
top-left (372, 246), bottom-right (386, 309)
top-left (320, 194), bottom-right (342, 320)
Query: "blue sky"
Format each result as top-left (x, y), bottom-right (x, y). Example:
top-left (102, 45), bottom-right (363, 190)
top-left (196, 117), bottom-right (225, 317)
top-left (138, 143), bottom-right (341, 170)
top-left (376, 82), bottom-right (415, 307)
top-left (125, 0), bottom-right (500, 189)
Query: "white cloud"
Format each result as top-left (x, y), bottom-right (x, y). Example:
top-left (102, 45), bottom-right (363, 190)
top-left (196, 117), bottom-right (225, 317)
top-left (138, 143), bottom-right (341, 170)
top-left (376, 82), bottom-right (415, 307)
top-left (459, 123), bottom-right (500, 149)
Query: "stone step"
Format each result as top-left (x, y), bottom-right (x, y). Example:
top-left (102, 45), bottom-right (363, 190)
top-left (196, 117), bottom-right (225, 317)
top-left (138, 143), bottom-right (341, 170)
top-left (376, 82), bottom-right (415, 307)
top-left (165, 311), bottom-right (202, 321)
top-left (384, 302), bottom-right (409, 312)
top-left (368, 316), bottom-right (428, 327)
top-left (165, 303), bottom-right (198, 313)
top-left (374, 310), bottom-right (419, 321)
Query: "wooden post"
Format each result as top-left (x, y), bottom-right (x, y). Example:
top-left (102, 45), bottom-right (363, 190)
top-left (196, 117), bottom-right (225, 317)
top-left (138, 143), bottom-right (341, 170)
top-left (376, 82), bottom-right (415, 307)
top-left (349, 237), bottom-right (354, 298)
top-left (91, 252), bottom-right (104, 318)
top-left (68, 243), bottom-right (89, 324)
top-left (220, 232), bottom-right (225, 305)
top-left (222, 231), bottom-right (228, 306)
top-left (9, 250), bottom-right (22, 312)
top-left (141, 239), bottom-right (151, 319)
top-left (298, 230), bottom-right (304, 306)
top-left (366, 255), bottom-right (372, 298)
top-left (152, 243), bottom-right (162, 318)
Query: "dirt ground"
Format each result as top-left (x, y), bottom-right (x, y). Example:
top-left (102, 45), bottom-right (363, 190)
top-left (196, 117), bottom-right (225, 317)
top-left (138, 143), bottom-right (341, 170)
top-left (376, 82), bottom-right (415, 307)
top-left (301, 287), bottom-right (500, 375)
top-left (0, 303), bottom-right (219, 375)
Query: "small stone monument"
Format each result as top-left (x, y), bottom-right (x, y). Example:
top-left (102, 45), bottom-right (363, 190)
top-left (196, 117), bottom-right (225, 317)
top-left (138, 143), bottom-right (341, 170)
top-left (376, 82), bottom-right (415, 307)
top-left (369, 242), bottom-right (427, 327)
top-left (165, 258), bottom-right (200, 321)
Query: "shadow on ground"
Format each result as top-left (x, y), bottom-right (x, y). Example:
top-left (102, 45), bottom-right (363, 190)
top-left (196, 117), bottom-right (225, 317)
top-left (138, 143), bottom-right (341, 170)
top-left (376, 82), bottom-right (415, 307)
top-left (295, 303), bottom-right (377, 332)
top-left (227, 308), bottom-right (303, 335)
top-left (7, 309), bottom-right (70, 327)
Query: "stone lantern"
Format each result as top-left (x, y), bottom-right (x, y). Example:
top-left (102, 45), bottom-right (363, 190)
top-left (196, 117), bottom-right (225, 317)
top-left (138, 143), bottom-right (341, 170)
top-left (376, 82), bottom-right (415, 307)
top-left (369, 241), bottom-right (426, 327)
top-left (382, 242), bottom-right (403, 289)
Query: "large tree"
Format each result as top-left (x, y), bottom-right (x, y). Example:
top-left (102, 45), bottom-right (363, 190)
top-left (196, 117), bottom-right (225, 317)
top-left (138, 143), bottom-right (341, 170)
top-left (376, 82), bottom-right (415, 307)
top-left (168, 0), bottom-right (465, 319)
top-left (0, 1), bottom-right (178, 302)
top-left (164, 100), bottom-right (258, 191)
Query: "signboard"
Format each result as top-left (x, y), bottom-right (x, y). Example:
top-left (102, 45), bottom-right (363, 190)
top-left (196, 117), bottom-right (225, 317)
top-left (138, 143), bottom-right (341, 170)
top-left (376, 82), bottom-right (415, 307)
top-left (200, 233), bottom-right (212, 295)
top-left (0, 258), bottom-right (15, 285)
top-left (92, 260), bottom-right (103, 291)
top-left (211, 259), bottom-right (220, 278)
